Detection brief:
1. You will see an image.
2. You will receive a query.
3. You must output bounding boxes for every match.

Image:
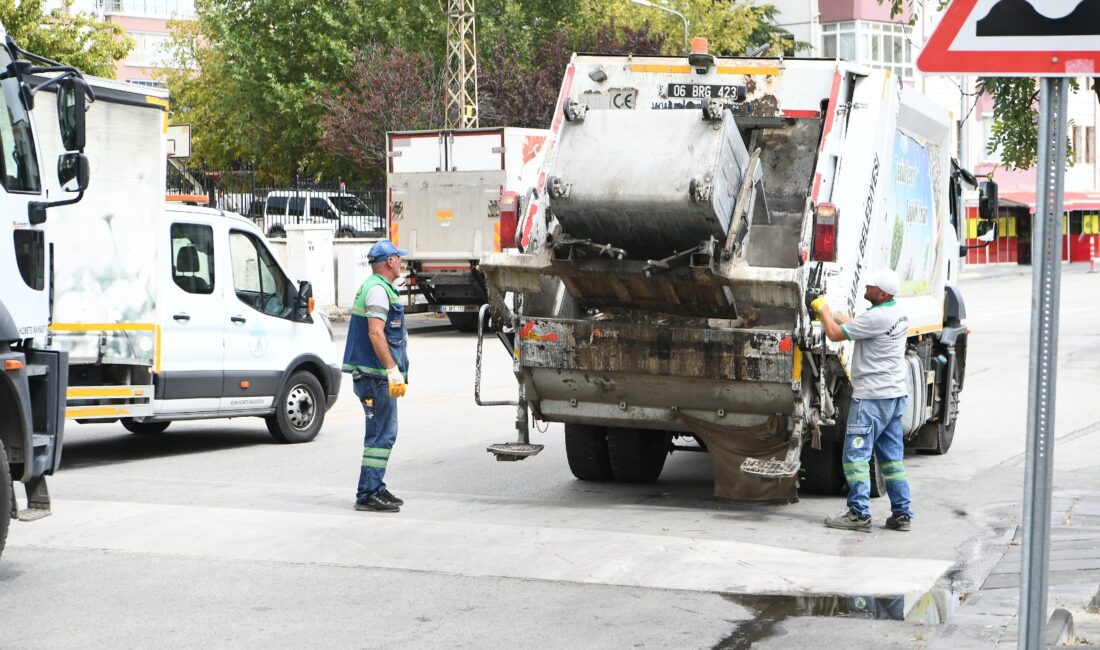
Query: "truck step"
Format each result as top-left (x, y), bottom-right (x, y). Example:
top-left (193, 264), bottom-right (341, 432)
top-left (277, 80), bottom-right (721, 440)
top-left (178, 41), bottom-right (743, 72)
top-left (16, 506), bottom-right (51, 522)
top-left (487, 442), bottom-right (544, 462)
top-left (740, 457), bottom-right (800, 479)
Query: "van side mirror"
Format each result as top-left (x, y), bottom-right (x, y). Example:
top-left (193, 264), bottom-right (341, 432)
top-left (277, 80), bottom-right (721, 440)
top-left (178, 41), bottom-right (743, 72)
top-left (979, 180), bottom-right (998, 219)
top-left (58, 152), bottom-right (89, 192)
top-left (294, 280), bottom-right (314, 321)
top-left (57, 77), bottom-right (86, 151)
top-left (323, 207), bottom-right (337, 220)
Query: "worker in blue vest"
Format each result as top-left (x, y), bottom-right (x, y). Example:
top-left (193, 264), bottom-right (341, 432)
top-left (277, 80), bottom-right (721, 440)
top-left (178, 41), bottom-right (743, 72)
top-left (344, 240), bottom-right (410, 513)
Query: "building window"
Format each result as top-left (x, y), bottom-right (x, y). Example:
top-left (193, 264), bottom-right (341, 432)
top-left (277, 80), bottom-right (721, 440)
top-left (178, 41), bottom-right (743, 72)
top-left (126, 31), bottom-right (173, 68)
top-left (822, 21), bottom-right (914, 79)
top-left (99, 0), bottom-right (195, 18)
top-left (127, 79), bottom-right (167, 89)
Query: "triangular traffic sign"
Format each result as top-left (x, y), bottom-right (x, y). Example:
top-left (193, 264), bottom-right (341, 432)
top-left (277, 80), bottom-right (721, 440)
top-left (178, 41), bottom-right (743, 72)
top-left (917, 0), bottom-right (1100, 76)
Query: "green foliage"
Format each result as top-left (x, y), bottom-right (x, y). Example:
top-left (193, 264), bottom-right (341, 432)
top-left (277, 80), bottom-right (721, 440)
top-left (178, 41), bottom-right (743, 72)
top-left (0, 0), bottom-right (132, 77)
top-left (167, 0), bottom-right (792, 182)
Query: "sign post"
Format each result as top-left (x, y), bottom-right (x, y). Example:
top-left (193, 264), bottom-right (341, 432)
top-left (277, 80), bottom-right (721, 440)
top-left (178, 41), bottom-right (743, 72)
top-left (917, 0), bottom-right (1097, 644)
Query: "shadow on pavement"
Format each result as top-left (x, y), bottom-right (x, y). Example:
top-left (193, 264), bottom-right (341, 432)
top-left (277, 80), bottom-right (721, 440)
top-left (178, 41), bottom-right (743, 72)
top-left (59, 427), bottom-right (273, 470)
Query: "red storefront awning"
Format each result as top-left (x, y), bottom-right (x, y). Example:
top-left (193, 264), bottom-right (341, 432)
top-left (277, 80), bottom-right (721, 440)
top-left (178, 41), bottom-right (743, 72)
top-left (1000, 191), bottom-right (1100, 214)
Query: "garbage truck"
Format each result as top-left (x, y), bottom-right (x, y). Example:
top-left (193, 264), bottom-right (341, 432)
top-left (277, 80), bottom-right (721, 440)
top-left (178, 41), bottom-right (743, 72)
top-left (387, 127), bottom-right (548, 331)
top-left (0, 29), bottom-right (92, 555)
top-left (475, 47), bottom-right (994, 504)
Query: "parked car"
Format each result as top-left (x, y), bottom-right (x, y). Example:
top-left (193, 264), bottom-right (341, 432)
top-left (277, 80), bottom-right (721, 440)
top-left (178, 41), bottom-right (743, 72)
top-left (263, 190), bottom-right (385, 239)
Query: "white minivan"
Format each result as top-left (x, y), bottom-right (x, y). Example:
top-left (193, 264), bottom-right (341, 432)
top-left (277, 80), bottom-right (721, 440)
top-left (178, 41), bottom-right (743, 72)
top-left (263, 190), bottom-right (385, 239)
top-left (59, 204), bottom-right (343, 443)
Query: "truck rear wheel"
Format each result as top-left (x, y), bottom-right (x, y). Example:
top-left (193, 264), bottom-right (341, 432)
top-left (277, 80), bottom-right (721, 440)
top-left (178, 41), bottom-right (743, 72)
top-left (266, 371), bottom-right (325, 444)
top-left (1, 440), bottom-right (11, 559)
top-left (799, 438), bottom-right (845, 495)
top-left (121, 418), bottom-right (170, 435)
top-left (606, 427), bottom-right (671, 483)
top-left (564, 423), bottom-right (613, 481)
top-left (446, 312), bottom-right (480, 332)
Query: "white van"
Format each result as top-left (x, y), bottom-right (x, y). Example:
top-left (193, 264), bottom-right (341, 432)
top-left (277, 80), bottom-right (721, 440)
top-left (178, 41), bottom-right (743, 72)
top-left (263, 190), bottom-right (385, 239)
top-left (38, 76), bottom-right (341, 443)
top-left (54, 204), bottom-right (343, 443)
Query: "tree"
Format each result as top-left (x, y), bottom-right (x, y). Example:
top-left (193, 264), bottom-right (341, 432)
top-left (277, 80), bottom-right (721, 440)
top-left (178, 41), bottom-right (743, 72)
top-left (165, 0), bottom-right (425, 181)
top-left (479, 21), bottom-right (667, 129)
top-left (0, 0), bottom-right (132, 77)
top-left (315, 45), bottom-right (442, 183)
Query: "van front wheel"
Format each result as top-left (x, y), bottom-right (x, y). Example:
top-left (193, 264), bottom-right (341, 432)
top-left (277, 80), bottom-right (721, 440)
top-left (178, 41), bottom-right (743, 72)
top-left (266, 371), bottom-right (325, 443)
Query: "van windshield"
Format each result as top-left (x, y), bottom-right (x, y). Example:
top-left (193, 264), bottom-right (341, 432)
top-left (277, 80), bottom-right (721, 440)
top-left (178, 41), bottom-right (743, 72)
top-left (329, 195), bottom-right (374, 216)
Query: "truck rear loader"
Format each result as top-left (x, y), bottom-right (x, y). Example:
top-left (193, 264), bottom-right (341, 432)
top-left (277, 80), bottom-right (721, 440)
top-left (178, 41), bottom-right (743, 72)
top-left (477, 49), bottom-right (991, 503)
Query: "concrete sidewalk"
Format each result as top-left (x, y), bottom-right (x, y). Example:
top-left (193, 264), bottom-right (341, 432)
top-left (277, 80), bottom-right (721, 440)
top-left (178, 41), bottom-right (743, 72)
top-left (931, 490), bottom-right (1100, 648)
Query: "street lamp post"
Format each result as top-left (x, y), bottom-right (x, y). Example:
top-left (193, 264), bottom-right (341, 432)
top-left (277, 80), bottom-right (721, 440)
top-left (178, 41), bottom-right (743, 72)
top-left (629, 0), bottom-right (689, 53)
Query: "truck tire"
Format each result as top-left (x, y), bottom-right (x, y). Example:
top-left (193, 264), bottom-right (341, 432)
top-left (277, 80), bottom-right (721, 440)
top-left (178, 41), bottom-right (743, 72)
top-left (799, 438), bottom-right (845, 495)
top-left (265, 371), bottom-right (325, 444)
top-left (917, 358), bottom-right (962, 455)
top-left (266, 225), bottom-right (286, 239)
top-left (121, 418), bottom-right (170, 435)
top-left (605, 427), bottom-right (670, 483)
top-left (335, 226), bottom-right (357, 239)
top-left (446, 313), bottom-right (480, 332)
top-left (564, 423), bottom-right (613, 481)
top-left (868, 454), bottom-right (887, 499)
top-left (1, 440), bottom-right (11, 559)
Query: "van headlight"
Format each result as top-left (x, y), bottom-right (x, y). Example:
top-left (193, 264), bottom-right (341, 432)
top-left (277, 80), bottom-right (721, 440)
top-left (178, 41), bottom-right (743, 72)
top-left (317, 311), bottom-right (335, 342)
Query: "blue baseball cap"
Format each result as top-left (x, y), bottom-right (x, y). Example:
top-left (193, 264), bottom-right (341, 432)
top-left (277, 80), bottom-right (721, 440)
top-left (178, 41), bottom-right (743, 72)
top-left (368, 240), bottom-right (409, 262)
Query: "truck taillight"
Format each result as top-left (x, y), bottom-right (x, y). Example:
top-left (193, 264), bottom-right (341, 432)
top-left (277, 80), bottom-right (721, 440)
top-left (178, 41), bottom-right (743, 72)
top-left (811, 202), bottom-right (838, 262)
top-left (499, 191), bottom-right (519, 249)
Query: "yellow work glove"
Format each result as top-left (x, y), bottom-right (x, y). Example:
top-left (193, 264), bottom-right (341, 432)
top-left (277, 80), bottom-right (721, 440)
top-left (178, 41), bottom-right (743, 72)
top-left (810, 296), bottom-right (829, 319)
top-left (386, 366), bottom-right (407, 398)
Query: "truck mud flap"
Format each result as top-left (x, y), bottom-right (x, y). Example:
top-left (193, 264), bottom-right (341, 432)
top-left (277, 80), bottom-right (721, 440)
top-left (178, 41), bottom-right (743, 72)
top-left (683, 414), bottom-right (798, 505)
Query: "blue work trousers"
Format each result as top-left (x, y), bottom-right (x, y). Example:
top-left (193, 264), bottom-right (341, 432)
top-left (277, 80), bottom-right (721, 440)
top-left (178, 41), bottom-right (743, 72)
top-left (842, 396), bottom-right (913, 519)
top-left (354, 376), bottom-right (398, 502)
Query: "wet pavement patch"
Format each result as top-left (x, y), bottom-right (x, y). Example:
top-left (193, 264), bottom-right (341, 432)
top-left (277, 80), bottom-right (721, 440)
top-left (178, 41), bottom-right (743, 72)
top-left (714, 593), bottom-right (908, 648)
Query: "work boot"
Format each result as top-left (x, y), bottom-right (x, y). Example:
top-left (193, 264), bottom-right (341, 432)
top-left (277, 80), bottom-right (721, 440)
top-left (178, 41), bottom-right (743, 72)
top-left (885, 514), bottom-right (911, 532)
top-left (354, 492), bottom-right (400, 513)
top-left (824, 509), bottom-right (871, 532)
top-left (378, 489), bottom-right (403, 506)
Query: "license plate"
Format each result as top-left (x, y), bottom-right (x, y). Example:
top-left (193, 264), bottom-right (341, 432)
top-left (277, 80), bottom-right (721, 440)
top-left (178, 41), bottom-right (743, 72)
top-left (667, 83), bottom-right (746, 101)
top-left (441, 305), bottom-right (476, 313)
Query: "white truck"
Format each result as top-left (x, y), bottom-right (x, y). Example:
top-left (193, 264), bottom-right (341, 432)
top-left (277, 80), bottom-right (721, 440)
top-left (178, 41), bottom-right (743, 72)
top-left (39, 78), bottom-right (341, 443)
top-left (386, 127), bottom-right (549, 331)
top-left (0, 29), bottom-right (92, 555)
top-left (477, 49), bottom-right (996, 503)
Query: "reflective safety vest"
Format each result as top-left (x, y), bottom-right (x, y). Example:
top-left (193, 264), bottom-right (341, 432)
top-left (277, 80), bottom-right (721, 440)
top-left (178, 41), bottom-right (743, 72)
top-left (342, 274), bottom-right (409, 378)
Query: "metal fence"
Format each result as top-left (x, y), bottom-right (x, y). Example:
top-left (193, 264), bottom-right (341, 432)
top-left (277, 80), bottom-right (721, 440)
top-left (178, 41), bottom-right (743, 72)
top-left (167, 164), bottom-right (386, 239)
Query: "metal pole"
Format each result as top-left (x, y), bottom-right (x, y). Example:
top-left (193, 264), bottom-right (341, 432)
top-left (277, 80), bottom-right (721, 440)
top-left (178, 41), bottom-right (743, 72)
top-left (1018, 76), bottom-right (1069, 648)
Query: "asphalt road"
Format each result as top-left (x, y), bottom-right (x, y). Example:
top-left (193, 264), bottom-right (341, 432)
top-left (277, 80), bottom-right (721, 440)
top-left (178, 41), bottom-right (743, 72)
top-left (2, 267), bottom-right (1099, 648)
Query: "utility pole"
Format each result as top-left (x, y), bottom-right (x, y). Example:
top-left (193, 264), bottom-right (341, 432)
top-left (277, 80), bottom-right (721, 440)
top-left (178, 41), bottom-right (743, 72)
top-left (444, 0), bottom-right (478, 129)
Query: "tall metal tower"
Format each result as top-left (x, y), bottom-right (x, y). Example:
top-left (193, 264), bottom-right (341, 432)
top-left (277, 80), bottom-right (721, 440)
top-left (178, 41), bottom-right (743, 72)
top-left (444, 0), bottom-right (479, 129)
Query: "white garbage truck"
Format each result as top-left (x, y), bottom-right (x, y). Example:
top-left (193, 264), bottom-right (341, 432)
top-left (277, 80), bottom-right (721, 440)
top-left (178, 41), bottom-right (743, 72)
top-left (0, 29), bottom-right (92, 555)
top-left (476, 47), bottom-right (996, 503)
top-left (386, 127), bottom-right (548, 331)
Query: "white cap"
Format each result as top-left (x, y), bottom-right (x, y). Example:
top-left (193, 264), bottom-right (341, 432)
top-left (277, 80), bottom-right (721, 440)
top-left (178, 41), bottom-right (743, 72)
top-left (866, 268), bottom-right (900, 296)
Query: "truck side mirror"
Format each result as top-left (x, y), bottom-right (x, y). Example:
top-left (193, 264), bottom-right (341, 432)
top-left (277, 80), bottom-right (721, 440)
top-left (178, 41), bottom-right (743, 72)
top-left (57, 77), bottom-right (86, 151)
top-left (976, 219), bottom-right (997, 243)
top-left (57, 152), bottom-right (89, 192)
top-left (979, 180), bottom-right (998, 219)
